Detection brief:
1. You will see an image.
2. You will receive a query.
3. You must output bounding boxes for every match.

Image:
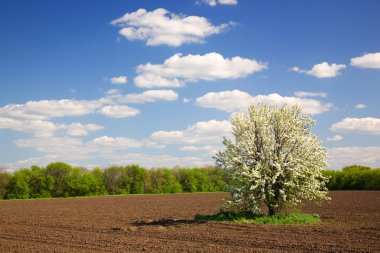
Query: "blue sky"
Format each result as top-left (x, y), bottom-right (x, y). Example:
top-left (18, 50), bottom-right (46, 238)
top-left (0, 0), bottom-right (379, 171)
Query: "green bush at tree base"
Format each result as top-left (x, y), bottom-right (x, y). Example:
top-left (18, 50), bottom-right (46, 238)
top-left (195, 212), bottom-right (321, 225)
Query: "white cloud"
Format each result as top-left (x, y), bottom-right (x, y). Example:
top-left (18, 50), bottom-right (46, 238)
top-left (331, 117), bottom-right (380, 134)
top-left (183, 98), bottom-right (192, 103)
top-left (327, 146), bottom-right (380, 169)
top-left (100, 153), bottom-right (211, 169)
top-left (124, 90), bottom-right (179, 103)
top-left (134, 52), bottom-right (267, 88)
top-left (151, 119), bottom-right (231, 145)
top-left (58, 123), bottom-right (103, 137)
top-left (14, 137), bottom-right (85, 154)
top-left (0, 118), bottom-right (57, 137)
top-left (179, 145), bottom-right (221, 156)
top-left (134, 74), bottom-right (184, 88)
top-left (0, 118), bottom-right (102, 137)
top-left (97, 105), bottom-right (140, 118)
top-left (326, 135), bottom-right (343, 142)
top-left (294, 91), bottom-right (327, 98)
top-left (101, 89), bottom-right (179, 104)
top-left (111, 8), bottom-right (232, 47)
top-left (219, 0), bottom-right (238, 5)
top-left (90, 136), bottom-right (164, 150)
top-left (199, 0), bottom-right (238, 6)
top-left (195, 90), bottom-right (252, 113)
top-left (355, 103), bottom-right (366, 109)
top-left (292, 62), bottom-right (346, 78)
top-left (0, 90), bottom-right (178, 122)
top-left (110, 76), bottom-right (128, 85)
top-left (351, 52), bottom-right (380, 69)
top-left (13, 134), bottom-right (164, 163)
top-left (290, 66), bottom-right (301, 72)
top-left (0, 99), bottom-right (101, 120)
top-left (195, 90), bottom-right (333, 114)
top-left (90, 136), bottom-right (144, 149)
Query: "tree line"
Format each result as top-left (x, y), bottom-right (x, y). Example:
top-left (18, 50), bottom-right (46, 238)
top-left (0, 163), bottom-right (379, 200)
top-left (0, 162), bottom-right (225, 199)
top-left (322, 165), bottom-right (380, 190)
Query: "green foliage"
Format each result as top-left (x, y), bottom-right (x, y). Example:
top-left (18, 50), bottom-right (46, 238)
top-left (175, 168), bottom-right (198, 193)
top-left (4, 162), bottom-right (378, 201)
top-left (125, 165), bottom-right (146, 194)
top-left (195, 211), bottom-right (320, 224)
top-left (323, 166), bottom-right (380, 190)
top-left (46, 162), bottom-right (72, 197)
top-left (90, 168), bottom-right (107, 195)
top-left (174, 167), bottom-right (226, 193)
top-left (6, 170), bottom-right (30, 199)
top-left (29, 166), bottom-right (54, 198)
top-left (203, 166), bottom-right (226, 192)
top-left (145, 168), bottom-right (182, 193)
top-left (67, 167), bottom-right (103, 196)
top-left (0, 168), bottom-right (11, 199)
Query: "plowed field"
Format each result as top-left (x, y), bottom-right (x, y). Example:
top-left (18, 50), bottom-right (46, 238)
top-left (1, 191), bottom-right (379, 252)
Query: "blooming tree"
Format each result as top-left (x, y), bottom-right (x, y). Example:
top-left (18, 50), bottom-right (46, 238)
top-left (216, 103), bottom-right (329, 216)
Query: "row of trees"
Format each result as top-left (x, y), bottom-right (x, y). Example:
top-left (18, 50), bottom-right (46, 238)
top-left (0, 162), bottom-right (225, 199)
top-left (1, 162), bottom-right (379, 200)
top-left (323, 165), bottom-right (380, 190)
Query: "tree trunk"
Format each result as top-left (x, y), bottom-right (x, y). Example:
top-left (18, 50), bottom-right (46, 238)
top-left (268, 205), bottom-right (276, 216)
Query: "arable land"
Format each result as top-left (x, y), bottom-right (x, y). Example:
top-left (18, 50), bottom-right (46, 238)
top-left (1, 191), bottom-right (379, 252)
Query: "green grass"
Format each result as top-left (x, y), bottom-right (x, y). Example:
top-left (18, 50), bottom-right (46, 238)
top-left (195, 211), bottom-right (321, 225)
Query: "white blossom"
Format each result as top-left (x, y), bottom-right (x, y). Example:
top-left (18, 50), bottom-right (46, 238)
top-left (216, 103), bottom-right (329, 215)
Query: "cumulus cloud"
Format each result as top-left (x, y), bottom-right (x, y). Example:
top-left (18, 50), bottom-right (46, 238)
top-left (198, 0), bottom-right (238, 6)
top-left (327, 146), bottom-right (380, 169)
top-left (0, 118), bottom-right (102, 137)
top-left (90, 136), bottom-right (144, 149)
top-left (151, 119), bottom-right (231, 145)
top-left (101, 89), bottom-right (179, 104)
top-left (292, 62), bottom-right (346, 78)
top-left (351, 52), bottom-right (380, 69)
top-left (330, 117), bottom-right (380, 134)
top-left (179, 145), bottom-right (222, 156)
top-left (124, 90), bottom-right (178, 103)
top-left (58, 123), bottom-right (103, 137)
top-left (0, 118), bottom-right (57, 137)
top-left (110, 76), bottom-right (128, 85)
top-left (326, 135), bottom-right (343, 142)
top-left (111, 8), bottom-right (232, 47)
top-left (100, 153), bottom-right (211, 169)
top-left (0, 90), bottom-right (178, 122)
top-left (14, 136), bottom-right (85, 154)
top-left (294, 91), bottom-right (327, 98)
top-left (90, 136), bottom-right (164, 150)
top-left (134, 52), bottom-right (267, 88)
top-left (0, 100), bottom-right (100, 121)
top-left (14, 134), bottom-right (164, 162)
top-left (195, 90), bottom-right (333, 114)
top-left (0, 89), bottom-right (177, 137)
top-left (97, 105), bottom-right (140, 118)
top-left (355, 103), bottom-right (366, 109)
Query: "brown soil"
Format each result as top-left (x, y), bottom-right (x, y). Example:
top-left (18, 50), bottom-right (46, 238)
top-left (1, 191), bottom-right (379, 252)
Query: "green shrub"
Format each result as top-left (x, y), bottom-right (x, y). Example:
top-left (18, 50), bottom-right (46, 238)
top-left (195, 211), bottom-right (320, 225)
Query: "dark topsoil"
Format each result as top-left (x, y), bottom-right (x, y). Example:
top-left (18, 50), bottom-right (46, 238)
top-left (1, 191), bottom-right (379, 252)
